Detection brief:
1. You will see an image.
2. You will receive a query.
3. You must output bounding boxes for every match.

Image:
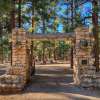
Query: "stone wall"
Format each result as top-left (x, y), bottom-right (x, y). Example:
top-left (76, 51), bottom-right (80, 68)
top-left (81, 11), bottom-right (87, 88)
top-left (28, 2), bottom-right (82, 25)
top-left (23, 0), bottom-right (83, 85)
top-left (73, 27), bottom-right (100, 88)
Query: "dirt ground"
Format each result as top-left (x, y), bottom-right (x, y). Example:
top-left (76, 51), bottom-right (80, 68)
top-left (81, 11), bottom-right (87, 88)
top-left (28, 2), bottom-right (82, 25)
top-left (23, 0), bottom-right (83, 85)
top-left (0, 64), bottom-right (100, 100)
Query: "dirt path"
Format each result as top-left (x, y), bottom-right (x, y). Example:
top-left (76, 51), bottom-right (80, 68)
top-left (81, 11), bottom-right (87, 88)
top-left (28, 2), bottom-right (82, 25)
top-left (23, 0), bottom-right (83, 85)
top-left (0, 64), bottom-right (100, 100)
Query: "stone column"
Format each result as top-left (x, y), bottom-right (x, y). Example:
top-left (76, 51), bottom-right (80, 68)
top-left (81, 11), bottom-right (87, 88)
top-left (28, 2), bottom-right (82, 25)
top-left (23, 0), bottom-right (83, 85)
top-left (73, 27), bottom-right (95, 87)
top-left (9, 28), bottom-right (30, 84)
top-left (0, 29), bottom-right (30, 93)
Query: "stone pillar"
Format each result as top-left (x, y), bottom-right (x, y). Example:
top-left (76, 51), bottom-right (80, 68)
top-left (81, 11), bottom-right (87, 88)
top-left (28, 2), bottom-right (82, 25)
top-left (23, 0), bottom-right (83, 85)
top-left (0, 28), bottom-right (30, 93)
top-left (73, 27), bottom-right (96, 87)
top-left (10, 28), bottom-right (30, 83)
top-left (12, 29), bottom-right (27, 67)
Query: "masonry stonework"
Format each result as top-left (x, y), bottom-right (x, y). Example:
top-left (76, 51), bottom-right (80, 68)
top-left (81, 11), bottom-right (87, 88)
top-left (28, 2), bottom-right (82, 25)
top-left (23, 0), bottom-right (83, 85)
top-left (0, 29), bottom-right (30, 93)
top-left (73, 27), bottom-right (100, 88)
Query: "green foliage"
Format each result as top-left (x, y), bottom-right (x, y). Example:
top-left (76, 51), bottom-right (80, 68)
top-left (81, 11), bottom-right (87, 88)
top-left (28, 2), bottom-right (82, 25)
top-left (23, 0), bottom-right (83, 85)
top-left (0, 0), bottom-right (12, 14)
top-left (0, 36), bottom-right (9, 46)
top-left (32, 40), bottom-right (71, 61)
top-left (75, 13), bottom-right (83, 27)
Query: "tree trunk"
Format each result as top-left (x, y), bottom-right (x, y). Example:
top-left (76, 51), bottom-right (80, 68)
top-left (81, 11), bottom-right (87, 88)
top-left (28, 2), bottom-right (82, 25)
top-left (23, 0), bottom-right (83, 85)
top-left (31, 41), bottom-right (35, 75)
top-left (42, 43), bottom-right (46, 64)
top-left (42, 0), bottom-right (46, 34)
top-left (71, 0), bottom-right (74, 29)
top-left (54, 49), bottom-right (56, 61)
top-left (54, 41), bottom-right (56, 61)
top-left (10, 0), bottom-right (16, 65)
top-left (71, 46), bottom-right (73, 68)
top-left (18, 0), bottom-right (22, 28)
top-left (11, 0), bottom-right (16, 29)
top-left (92, 0), bottom-right (99, 71)
top-left (0, 21), bottom-right (3, 63)
top-left (0, 37), bottom-right (3, 64)
top-left (32, 0), bottom-right (35, 31)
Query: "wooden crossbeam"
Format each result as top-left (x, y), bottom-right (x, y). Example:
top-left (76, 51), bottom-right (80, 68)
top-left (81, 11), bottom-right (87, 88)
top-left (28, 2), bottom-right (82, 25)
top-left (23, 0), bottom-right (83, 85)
top-left (28, 33), bottom-right (74, 40)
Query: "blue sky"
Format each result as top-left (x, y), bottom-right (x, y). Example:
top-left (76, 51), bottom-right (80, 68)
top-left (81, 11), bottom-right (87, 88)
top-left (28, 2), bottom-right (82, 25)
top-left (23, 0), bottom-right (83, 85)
top-left (56, 1), bottom-right (92, 32)
top-left (22, 1), bottom-right (92, 33)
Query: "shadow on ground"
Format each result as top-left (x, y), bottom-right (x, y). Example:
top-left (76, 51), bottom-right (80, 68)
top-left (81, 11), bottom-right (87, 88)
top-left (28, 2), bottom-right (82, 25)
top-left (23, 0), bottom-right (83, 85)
top-left (24, 64), bottom-right (100, 99)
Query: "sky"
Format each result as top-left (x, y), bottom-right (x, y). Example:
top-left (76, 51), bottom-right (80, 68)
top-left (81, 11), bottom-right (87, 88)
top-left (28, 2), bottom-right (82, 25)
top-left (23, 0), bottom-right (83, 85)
top-left (22, 1), bottom-right (92, 33)
top-left (56, 1), bottom-right (92, 32)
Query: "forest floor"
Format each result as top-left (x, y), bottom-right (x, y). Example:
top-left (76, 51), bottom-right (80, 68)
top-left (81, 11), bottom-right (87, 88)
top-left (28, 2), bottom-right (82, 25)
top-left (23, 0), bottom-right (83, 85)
top-left (0, 64), bottom-right (100, 100)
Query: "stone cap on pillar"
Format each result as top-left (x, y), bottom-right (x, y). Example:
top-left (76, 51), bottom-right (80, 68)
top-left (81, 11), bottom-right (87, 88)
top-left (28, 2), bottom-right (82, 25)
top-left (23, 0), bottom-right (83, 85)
top-left (74, 27), bottom-right (94, 40)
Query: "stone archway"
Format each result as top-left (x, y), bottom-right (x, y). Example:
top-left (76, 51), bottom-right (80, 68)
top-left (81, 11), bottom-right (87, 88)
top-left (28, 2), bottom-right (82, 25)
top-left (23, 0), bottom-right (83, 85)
top-left (0, 27), bottom-right (100, 93)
